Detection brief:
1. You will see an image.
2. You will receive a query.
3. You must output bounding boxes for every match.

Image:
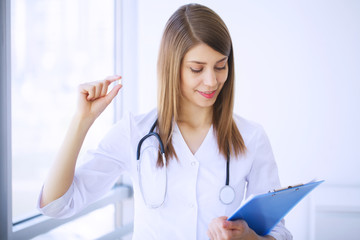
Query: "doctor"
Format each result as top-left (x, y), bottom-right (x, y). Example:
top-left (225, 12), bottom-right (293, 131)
top-left (38, 3), bottom-right (292, 240)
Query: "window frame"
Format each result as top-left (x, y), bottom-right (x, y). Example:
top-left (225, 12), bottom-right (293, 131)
top-left (0, 0), bottom-right (138, 239)
top-left (0, 0), bottom-right (12, 238)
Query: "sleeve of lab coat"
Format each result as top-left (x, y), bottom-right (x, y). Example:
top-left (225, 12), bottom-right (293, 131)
top-left (245, 126), bottom-right (293, 240)
top-left (37, 113), bottom-right (132, 219)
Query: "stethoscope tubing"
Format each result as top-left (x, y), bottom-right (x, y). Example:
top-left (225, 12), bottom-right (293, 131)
top-left (136, 119), bottom-right (235, 207)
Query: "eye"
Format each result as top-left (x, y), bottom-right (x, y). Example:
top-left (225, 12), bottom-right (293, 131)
top-left (190, 67), bottom-right (203, 73)
top-left (215, 65), bottom-right (227, 71)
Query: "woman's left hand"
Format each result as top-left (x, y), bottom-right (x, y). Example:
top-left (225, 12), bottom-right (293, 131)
top-left (207, 216), bottom-right (274, 240)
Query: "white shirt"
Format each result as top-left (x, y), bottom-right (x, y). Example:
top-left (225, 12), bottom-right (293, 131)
top-left (38, 109), bottom-right (292, 240)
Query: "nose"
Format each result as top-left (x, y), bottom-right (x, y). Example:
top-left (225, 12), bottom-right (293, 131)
top-left (203, 69), bottom-right (217, 87)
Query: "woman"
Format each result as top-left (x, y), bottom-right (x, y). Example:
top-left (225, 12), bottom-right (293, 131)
top-left (38, 4), bottom-right (292, 240)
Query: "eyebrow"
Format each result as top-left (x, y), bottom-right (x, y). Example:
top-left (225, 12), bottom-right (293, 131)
top-left (187, 56), bottom-right (228, 65)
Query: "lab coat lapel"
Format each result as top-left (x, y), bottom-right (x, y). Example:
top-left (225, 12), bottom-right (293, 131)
top-left (194, 125), bottom-right (214, 159)
top-left (172, 123), bottom-right (214, 162)
top-left (172, 123), bottom-right (196, 163)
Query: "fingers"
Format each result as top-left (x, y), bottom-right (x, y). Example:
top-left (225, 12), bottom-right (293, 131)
top-left (207, 217), bottom-right (250, 240)
top-left (223, 219), bottom-right (247, 231)
top-left (104, 83), bottom-right (122, 104)
top-left (80, 75), bottom-right (122, 101)
top-left (102, 75), bottom-right (122, 96)
top-left (207, 216), bottom-right (230, 240)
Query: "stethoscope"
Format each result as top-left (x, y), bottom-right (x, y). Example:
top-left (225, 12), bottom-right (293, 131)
top-left (136, 119), bottom-right (235, 208)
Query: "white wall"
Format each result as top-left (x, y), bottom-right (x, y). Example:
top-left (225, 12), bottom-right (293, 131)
top-left (133, 1), bottom-right (360, 239)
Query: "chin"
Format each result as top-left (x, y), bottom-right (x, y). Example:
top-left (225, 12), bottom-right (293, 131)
top-left (197, 99), bottom-right (217, 108)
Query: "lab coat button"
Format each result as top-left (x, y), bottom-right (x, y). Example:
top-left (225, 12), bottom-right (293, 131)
top-left (191, 161), bottom-right (197, 166)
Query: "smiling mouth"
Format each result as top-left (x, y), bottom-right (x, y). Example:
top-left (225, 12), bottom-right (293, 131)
top-left (198, 90), bottom-right (217, 99)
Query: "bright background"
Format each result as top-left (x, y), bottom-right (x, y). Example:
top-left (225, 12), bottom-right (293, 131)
top-left (11, 0), bottom-right (120, 238)
top-left (11, 0), bottom-right (360, 239)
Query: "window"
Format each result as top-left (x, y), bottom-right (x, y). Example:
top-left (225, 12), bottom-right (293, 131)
top-left (11, 0), bottom-right (115, 222)
top-left (1, 0), bottom-right (136, 239)
top-left (0, 0), bottom-right (137, 239)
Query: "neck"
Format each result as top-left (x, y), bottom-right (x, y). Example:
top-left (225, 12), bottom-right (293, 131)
top-left (177, 104), bottom-right (213, 129)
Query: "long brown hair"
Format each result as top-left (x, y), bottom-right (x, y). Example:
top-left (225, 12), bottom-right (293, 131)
top-left (157, 3), bottom-right (246, 166)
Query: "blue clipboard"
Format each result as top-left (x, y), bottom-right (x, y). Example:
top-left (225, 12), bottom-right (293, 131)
top-left (228, 180), bottom-right (324, 236)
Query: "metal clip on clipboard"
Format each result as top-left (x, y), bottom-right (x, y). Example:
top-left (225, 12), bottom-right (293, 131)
top-left (270, 183), bottom-right (304, 193)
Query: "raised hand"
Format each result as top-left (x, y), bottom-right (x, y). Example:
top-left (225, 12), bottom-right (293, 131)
top-left (40, 75), bottom-right (122, 207)
top-left (77, 75), bottom-right (122, 123)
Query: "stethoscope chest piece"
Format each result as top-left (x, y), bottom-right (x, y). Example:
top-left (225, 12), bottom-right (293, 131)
top-left (219, 151), bottom-right (235, 205)
top-left (219, 185), bottom-right (235, 205)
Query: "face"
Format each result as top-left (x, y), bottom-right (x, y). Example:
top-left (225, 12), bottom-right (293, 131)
top-left (180, 43), bottom-right (228, 110)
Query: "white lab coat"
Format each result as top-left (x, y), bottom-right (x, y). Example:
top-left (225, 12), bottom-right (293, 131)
top-left (38, 109), bottom-right (292, 240)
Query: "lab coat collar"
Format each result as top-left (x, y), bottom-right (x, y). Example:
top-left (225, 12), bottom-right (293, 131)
top-left (172, 122), bottom-right (214, 163)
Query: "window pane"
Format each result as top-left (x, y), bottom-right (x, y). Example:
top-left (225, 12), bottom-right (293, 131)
top-left (33, 205), bottom-right (116, 240)
top-left (11, 0), bottom-right (115, 222)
